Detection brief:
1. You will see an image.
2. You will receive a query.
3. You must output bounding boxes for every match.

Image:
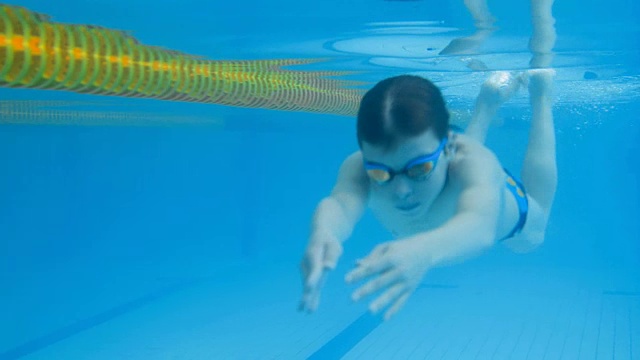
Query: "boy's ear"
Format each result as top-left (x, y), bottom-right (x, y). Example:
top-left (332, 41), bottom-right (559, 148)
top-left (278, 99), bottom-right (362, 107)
top-left (445, 131), bottom-right (457, 156)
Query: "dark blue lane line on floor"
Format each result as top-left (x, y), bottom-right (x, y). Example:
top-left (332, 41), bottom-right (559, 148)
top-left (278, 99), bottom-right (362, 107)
top-left (0, 279), bottom-right (201, 360)
top-left (306, 283), bottom-right (458, 360)
top-left (307, 312), bottom-right (383, 360)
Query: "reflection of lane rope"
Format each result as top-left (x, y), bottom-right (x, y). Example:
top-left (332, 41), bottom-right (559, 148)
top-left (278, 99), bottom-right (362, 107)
top-left (0, 100), bottom-right (223, 126)
top-left (0, 4), bottom-right (364, 116)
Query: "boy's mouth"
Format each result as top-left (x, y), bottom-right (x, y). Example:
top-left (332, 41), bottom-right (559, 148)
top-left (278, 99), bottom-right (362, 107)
top-left (396, 203), bottom-right (420, 212)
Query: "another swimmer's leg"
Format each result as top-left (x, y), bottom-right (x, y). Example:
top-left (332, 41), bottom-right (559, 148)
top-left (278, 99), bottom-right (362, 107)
top-left (439, 0), bottom-right (496, 55)
top-left (465, 71), bottom-right (525, 144)
top-left (521, 69), bottom-right (557, 213)
top-left (529, 0), bottom-right (557, 68)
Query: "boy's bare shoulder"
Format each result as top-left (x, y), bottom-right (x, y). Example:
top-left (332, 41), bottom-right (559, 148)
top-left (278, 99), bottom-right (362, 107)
top-left (451, 133), bottom-right (498, 160)
top-left (448, 133), bottom-right (502, 182)
top-left (344, 150), bottom-right (364, 164)
top-left (333, 151), bottom-right (368, 193)
top-left (339, 151), bottom-right (366, 177)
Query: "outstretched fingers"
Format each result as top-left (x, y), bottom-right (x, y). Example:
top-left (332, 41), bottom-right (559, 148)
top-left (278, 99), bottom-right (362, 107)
top-left (352, 268), bottom-right (401, 301)
top-left (345, 252), bottom-right (391, 284)
top-left (369, 283), bottom-right (407, 314)
top-left (384, 292), bottom-right (412, 320)
top-left (299, 246), bottom-right (325, 312)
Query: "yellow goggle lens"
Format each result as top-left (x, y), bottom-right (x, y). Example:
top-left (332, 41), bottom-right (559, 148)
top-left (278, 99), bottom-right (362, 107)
top-left (366, 168), bottom-right (391, 183)
top-left (406, 161), bottom-right (434, 178)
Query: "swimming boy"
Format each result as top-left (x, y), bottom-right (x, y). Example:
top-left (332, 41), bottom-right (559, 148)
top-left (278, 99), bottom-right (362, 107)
top-left (298, 68), bottom-right (557, 320)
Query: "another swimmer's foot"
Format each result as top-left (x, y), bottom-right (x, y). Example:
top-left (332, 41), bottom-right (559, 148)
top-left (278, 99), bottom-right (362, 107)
top-left (440, 28), bottom-right (495, 55)
top-left (527, 68), bottom-right (555, 99)
top-left (478, 71), bottom-right (526, 107)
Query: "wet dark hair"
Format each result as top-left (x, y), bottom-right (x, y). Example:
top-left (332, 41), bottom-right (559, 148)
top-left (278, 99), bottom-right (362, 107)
top-left (356, 75), bottom-right (449, 151)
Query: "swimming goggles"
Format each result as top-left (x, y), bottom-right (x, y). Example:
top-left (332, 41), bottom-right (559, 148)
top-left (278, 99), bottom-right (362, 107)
top-left (364, 138), bottom-right (447, 184)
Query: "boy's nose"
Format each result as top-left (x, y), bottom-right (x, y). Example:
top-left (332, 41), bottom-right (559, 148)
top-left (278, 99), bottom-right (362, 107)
top-left (393, 176), bottom-right (413, 200)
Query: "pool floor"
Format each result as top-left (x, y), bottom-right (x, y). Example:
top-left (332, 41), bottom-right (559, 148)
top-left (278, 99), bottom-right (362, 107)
top-left (4, 261), bottom-right (640, 360)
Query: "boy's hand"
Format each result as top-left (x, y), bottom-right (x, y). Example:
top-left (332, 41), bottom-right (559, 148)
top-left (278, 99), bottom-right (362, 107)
top-left (298, 236), bottom-right (343, 313)
top-left (345, 238), bottom-right (431, 320)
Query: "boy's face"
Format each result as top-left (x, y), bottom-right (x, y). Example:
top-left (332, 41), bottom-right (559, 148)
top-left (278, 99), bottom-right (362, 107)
top-left (361, 130), bottom-right (450, 216)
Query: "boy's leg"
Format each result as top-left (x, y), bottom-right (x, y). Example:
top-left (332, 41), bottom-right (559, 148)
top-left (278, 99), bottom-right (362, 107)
top-left (521, 69), bottom-right (557, 214)
top-left (520, 0), bottom-right (558, 214)
top-left (465, 71), bottom-right (525, 144)
top-left (466, 0), bottom-right (557, 145)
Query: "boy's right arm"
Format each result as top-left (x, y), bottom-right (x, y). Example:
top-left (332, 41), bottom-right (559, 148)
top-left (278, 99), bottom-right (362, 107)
top-left (299, 151), bottom-right (369, 313)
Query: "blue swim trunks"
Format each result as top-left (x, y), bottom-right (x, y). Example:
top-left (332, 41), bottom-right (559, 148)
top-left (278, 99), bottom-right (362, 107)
top-left (500, 168), bottom-right (528, 241)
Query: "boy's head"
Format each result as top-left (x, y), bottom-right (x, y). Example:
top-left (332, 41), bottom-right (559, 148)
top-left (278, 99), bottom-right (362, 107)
top-left (356, 75), bottom-right (450, 151)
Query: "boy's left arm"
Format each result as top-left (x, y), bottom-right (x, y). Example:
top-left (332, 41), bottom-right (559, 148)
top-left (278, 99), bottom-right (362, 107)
top-left (346, 148), bottom-right (504, 320)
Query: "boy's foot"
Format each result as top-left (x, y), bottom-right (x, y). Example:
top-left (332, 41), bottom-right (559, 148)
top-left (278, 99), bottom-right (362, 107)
top-left (478, 71), bottom-right (526, 107)
top-left (527, 68), bottom-right (555, 99)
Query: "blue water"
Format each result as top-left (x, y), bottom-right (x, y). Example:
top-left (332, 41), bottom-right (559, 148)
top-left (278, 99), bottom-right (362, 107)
top-left (1, 0), bottom-right (639, 359)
